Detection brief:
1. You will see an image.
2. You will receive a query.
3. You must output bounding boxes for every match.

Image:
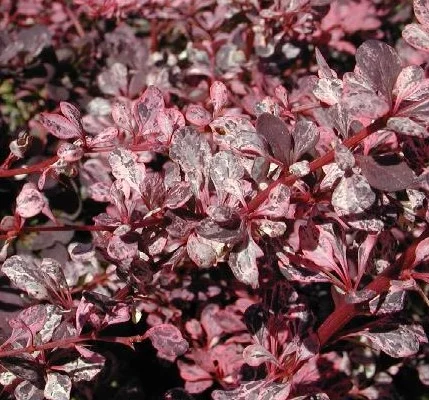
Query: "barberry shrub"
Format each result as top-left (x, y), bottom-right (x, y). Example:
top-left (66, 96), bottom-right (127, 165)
top-left (0, 0), bottom-right (429, 399)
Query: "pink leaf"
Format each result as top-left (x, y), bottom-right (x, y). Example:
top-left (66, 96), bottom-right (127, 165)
top-left (228, 234), bottom-right (263, 288)
top-left (108, 148), bottom-right (144, 192)
top-left (39, 113), bottom-right (82, 139)
top-left (16, 183), bottom-right (46, 219)
top-left (243, 344), bottom-right (278, 367)
top-left (403, 23), bottom-right (429, 52)
top-left (187, 233), bottom-right (217, 268)
top-left (133, 85), bottom-right (165, 135)
top-left (59, 101), bottom-right (82, 131)
top-left (185, 104), bottom-right (212, 127)
top-left (414, 0), bottom-right (429, 27)
top-left (89, 126), bottom-right (119, 147)
top-left (332, 174), bottom-right (375, 216)
top-left (210, 81), bottom-right (228, 114)
top-left (253, 183), bottom-right (290, 218)
top-left (143, 324), bottom-right (189, 360)
top-left (112, 101), bottom-right (134, 132)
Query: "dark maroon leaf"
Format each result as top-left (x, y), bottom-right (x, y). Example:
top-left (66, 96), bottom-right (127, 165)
top-left (357, 155), bottom-right (416, 192)
top-left (256, 113), bottom-right (291, 164)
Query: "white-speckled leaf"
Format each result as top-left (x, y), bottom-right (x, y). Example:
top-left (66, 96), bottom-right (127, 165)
top-left (16, 183), bottom-right (46, 219)
top-left (108, 148), bottom-right (144, 192)
top-left (243, 344), bottom-right (278, 367)
top-left (44, 372), bottom-right (71, 400)
top-left (228, 235), bottom-right (263, 288)
top-left (332, 174), bottom-right (376, 216)
top-left (2, 256), bottom-right (48, 300)
top-left (210, 81), bottom-right (228, 114)
top-left (39, 113), bottom-right (82, 139)
top-left (403, 23), bottom-right (429, 52)
top-left (210, 151), bottom-right (245, 202)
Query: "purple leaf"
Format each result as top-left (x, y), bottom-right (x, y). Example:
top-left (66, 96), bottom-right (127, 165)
top-left (256, 113), bottom-right (291, 164)
top-left (355, 40), bottom-right (402, 105)
top-left (243, 344), bottom-right (278, 367)
top-left (357, 155), bottom-right (416, 192)
top-left (332, 174), bottom-right (376, 216)
top-left (143, 324), bottom-right (189, 361)
top-left (39, 113), bottom-right (82, 139)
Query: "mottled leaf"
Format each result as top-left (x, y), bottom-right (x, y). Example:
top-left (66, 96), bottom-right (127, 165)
top-left (16, 183), bottom-right (46, 219)
top-left (332, 174), bottom-right (376, 216)
top-left (292, 120), bottom-right (319, 161)
top-left (210, 81), bottom-right (228, 114)
top-left (186, 233), bottom-right (217, 268)
top-left (108, 148), bottom-right (144, 192)
top-left (144, 324), bottom-right (189, 360)
top-left (253, 184), bottom-right (290, 218)
top-left (243, 344), bottom-right (278, 367)
top-left (351, 324), bottom-right (425, 358)
top-left (403, 23), bottom-right (429, 52)
top-left (59, 102), bottom-right (81, 131)
top-left (40, 113), bottom-right (82, 139)
top-left (97, 62), bottom-right (128, 96)
top-left (387, 117), bottom-right (428, 138)
top-left (2, 256), bottom-right (48, 300)
top-left (228, 234), bottom-right (263, 288)
top-left (133, 85), bottom-right (164, 134)
top-left (44, 372), bottom-right (72, 400)
top-left (185, 105), bottom-right (211, 127)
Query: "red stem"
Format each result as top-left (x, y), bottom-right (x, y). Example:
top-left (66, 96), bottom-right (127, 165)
top-left (317, 229), bottom-right (429, 346)
top-left (246, 117), bottom-right (387, 213)
top-left (0, 156), bottom-right (59, 178)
